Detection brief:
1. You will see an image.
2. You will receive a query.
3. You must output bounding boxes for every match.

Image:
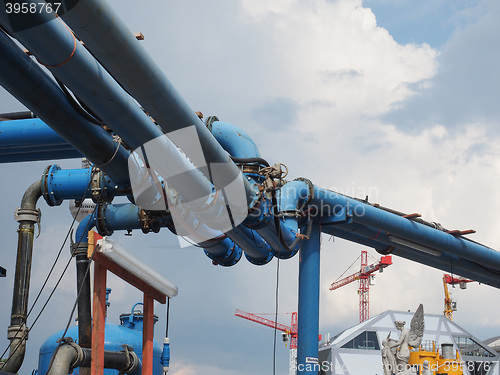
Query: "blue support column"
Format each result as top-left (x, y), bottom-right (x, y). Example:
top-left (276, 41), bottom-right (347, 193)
top-left (297, 224), bottom-right (321, 375)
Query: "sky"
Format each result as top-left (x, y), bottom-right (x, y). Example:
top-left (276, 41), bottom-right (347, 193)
top-left (1, 0), bottom-right (500, 374)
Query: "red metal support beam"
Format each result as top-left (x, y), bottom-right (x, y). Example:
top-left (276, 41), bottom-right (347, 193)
top-left (91, 262), bottom-right (107, 375)
top-left (142, 294), bottom-right (155, 375)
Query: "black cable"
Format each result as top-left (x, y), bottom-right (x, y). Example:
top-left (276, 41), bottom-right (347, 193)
top-left (166, 298), bottom-right (170, 338)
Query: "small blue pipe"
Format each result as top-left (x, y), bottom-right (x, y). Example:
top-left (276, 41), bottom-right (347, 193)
top-left (225, 226), bottom-right (273, 265)
top-left (90, 203), bottom-right (243, 267)
top-left (0, 150), bottom-right (81, 163)
top-left (41, 166), bottom-right (119, 206)
top-left (297, 224), bottom-right (321, 375)
top-left (0, 119), bottom-right (80, 162)
top-left (76, 213), bottom-right (96, 244)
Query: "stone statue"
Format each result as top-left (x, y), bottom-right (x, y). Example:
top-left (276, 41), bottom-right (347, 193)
top-left (382, 334), bottom-right (398, 375)
top-left (384, 304), bottom-right (425, 375)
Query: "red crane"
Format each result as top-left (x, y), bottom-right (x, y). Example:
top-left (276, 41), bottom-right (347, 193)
top-left (235, 309), bottom-right (298, 375)
top-left (330, 250), bottom-right (392, 322)
top-left (234, 309), bottom-right (298, 348)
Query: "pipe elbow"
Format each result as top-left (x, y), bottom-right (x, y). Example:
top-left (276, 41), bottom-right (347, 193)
top-left (209, 120), bottom-right (260, 159)
top-left (46, 342), bottom-right (81, 375)
top-left (0, 324), bottom-right (29, 373)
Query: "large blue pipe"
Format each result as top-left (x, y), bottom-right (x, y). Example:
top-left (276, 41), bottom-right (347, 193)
top-left (54, 0), bottom-right (258, 205)
top-left (0, 2), bottom-right (215, 205)
top-left (0, 28), bottom-right (130, 188)
top-left (327, 223), bottom-right (500, 288)
top-left (297, 224), bottom-right (321, 375)
top-left (0, 119), bottom-right (81, 163)
top-left (308, 187), bottom-right (500, 273)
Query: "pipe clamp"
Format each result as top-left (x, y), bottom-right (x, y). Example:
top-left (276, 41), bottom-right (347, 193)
top-left (14, 207), bottom-right (41, 224)
top-left (7, 324), bottom-right (28, 340)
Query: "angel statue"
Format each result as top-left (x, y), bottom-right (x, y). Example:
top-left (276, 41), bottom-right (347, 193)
top-left (386, 304), bottom-right (425, 375)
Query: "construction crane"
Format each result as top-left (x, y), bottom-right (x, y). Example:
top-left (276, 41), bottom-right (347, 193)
top-left (330, 250), bottom-right (392, 322)
top-left (235, 309), bottom-right (298, 375)
top-left (443, 274), bottom-right (474, 320)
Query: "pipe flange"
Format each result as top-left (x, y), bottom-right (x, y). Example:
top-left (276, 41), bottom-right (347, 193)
top-left (139, 210), bottom-right (150, 234)
top-left (41, 164), bottom-right (62, 206)
top-left (91, 169), bottom-right (113, 203)
top-left (205, 115), bottom-right (219, 132)
top-left (14, 207), bottom-right (41, 224)
top-left (96, 203), bottom-right (113, 236)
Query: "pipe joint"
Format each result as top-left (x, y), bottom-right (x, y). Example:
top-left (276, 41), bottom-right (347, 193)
top-left (96, 203), bottom-right (113, 236)
top-left (71, 241), bottom-right (89, 257)
top-left (91, 168), bottom-right (114, 204)
top-left (57, 337), bottom-right (84, 370)
top-left (119, 345), bottom-right (140, 374)
top-left (7, 324), bottom-right (28, 340)
top-left (14, 207), bottom-right (41, 224)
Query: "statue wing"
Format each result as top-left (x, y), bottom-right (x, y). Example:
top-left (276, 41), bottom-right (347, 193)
top-left (408, 304), bottom-right (425, 348)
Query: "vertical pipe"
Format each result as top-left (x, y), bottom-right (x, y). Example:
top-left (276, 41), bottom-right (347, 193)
top-left (297, 224), bottom-right (321, 375)
top-left (74, 216), bottom-right (96, 375)
top-left (0, 181), bottom-right (42, 373)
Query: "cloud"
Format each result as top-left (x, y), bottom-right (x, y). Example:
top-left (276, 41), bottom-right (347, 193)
top-left (382, 0), bottom-right (500, 132)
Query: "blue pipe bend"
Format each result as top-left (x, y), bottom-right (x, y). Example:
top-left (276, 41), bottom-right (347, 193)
top-left (209, 121), bottom-right (261, 159)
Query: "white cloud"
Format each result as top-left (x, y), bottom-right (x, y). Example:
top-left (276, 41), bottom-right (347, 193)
top-left (240, 0), bottom-right (438, 128)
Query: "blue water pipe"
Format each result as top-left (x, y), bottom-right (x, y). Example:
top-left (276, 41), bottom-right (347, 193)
top-left (0, 119), bottom-right (81, 163)
top-left (297, 224), bottom-right (321, 375)
top-left (225, 226), bottom-right (273, 266)
top-left (0, 2), bottom-right (219, 208)
top-left (75, 212), bottom-right (97, 244)
top-left (328, 223), bottom-right (500, 288)
top-left (54, 0), bottom-right (259, 206)
top-left (307, 186), bottom-right (500, 273)
top-left (209, 121), bottom-right (261, 159)
top-left (40, 165), bottom-right (119, 207)
top-left (0, 29), bottom-right (130, 188)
